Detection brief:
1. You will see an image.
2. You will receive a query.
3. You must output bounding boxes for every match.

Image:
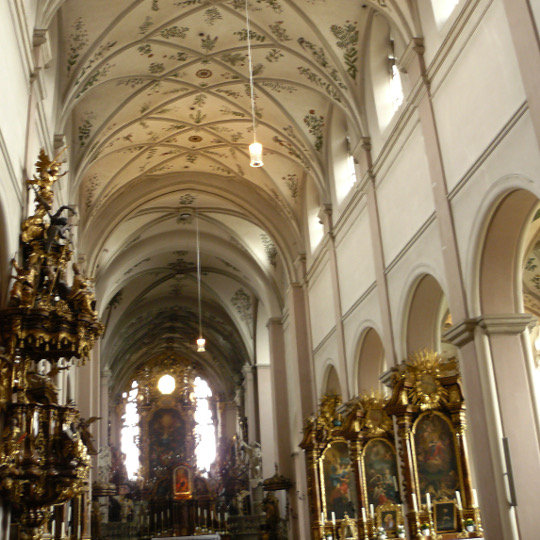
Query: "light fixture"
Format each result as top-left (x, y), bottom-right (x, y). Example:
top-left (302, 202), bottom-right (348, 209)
top-left (244, 0), bottom-right (263, 167)
top-left (195, 209), bottom-right (205, 352)
top-left (158, 374), bottom-right (176, 395)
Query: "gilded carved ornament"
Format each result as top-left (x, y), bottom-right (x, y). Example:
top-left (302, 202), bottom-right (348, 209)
top-left (0, 150), bottom-right (103, 540)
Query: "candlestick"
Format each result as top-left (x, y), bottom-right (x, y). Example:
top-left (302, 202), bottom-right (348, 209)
top-left (370, 504), bottom-right (374, 519)
top-left (361, 507), bottom-right (367, 521)
top-left (321, 511), bottom-right (325, 523)
top-left (60, 523), bottom-right (65, 539)
top-left (455, 490), bottom-right (462, 510)
top-left (392, 475), bottom-right (398, 492)
top-left (472, 488), bottom-right (478, 508)
top-left (51, 520), bottom-right (55, 538)
top-left (411, 493), bottom-right (418, 512)
top-left (426, 492), bottom-right (431, 511)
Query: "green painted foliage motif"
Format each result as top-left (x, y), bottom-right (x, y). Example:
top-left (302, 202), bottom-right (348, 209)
top-left (268, 21), bottom-right (291, 42)
top-left (330, 21), bottom-right (359, 79)
top-left (234, 29), bottom-right (266, 42)
top-left (160, 25), bottom-right (189, 39)
top-left (303, 110), bottom-right (325, 152)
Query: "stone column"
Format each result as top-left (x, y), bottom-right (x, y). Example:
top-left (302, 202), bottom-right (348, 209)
top-left (445, 320), bottom-right (520, 539)
top-left (242, 363), bottom-right (258, 443)
top-left (476, 314), bottom-right (540, 538)
top-left (318, 205), bottom-right (350, 400)
top-left (356, 147), bottom-right (397, 365)
top-left (289, 278), bottom-right (317, 416)
top-left (267, 318), bottom-right (292, 478)
top-left (218, 399), bottom-right (238, 440)
top-left (0, 503), bottom-right (11, 540)
top-left (100, 367), bottom-right (111, 449)
top-left (255, 363), bottom-right (276, 477)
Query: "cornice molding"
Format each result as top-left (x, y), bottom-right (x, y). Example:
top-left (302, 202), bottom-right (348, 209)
top-left (477, 314), bottom-right (537, 335)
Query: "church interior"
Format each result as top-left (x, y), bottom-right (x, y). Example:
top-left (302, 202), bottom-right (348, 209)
top-left (0, 0), bottom-right (539, 539)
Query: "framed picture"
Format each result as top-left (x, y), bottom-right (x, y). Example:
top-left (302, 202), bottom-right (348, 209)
top-left (321, 441), bottom-right (358, 519)
top-left (173, 465), bottom-right (192, 500)
top-left (376, 503), bottom-right (402, 536)
top-left (434, 501), bottom-right (457, 532)
top-left (381, 510), bottom-right (397, 532)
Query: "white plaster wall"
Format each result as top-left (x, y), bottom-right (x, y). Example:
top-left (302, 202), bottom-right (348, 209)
top-left (312, 333), bottom-right (340, 398)
top-left (257, 365), bottom-right (276, 478)
top-left (376, 123), bottom-right (435, 264)
top-left (0, 1), bottom-right (31, 180)
top-left (385, 220), bottom-right (446, 360)
top-left (283, 316), bottom-right (302, 449)
top-left (342, 287), bottom-right (383, 396)
top-left (450, 110), bottom-right (540, 315)
top-left (308, 257), bottom-right (335, 347)
top-left (433, 0), bottom-right (526, 190)
top-left (335, 202), bottom-right (376, 314)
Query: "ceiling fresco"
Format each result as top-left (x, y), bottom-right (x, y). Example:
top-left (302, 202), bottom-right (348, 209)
top-left (55, 0), bottom-right (414, 393)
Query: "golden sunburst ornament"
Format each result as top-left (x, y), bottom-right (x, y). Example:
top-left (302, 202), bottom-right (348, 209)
top-left (358, 390), bottom-right (393, 436)
top-left (406, 349), bottom-right (447, 410)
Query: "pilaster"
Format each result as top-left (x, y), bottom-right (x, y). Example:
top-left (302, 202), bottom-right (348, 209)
top-left (318, 205), bottom-right (350, 400)
top-left (356, 138), bottom-right (397, 365)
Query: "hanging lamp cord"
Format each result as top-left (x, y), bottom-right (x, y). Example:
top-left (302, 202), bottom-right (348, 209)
top-left (244, 0), bottom-right (257, 144)
top-left (196, 208), bottom-right (203, 339)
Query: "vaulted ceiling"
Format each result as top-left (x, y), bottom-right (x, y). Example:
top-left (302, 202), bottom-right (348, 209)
top-left (55, 0), bottom-right (415, 394)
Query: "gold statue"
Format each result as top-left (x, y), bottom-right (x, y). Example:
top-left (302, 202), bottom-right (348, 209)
top-left (68, 263), bottom-right (98, 319)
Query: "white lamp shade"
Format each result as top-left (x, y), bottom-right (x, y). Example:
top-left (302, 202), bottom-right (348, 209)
top-left (157, 374), bottom-right (175, 394)
top-left (249, 141), bottom-right (263, 167)
top-left (196, 337), bottom-right (206, 352)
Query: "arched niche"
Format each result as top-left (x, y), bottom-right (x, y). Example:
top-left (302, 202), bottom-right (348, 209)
top-left (475, 188), bottom-right (540, 537)
top-left (479, 189), bottom-right (539, 314)
top-left (405, 274), bottom-right (449, 356)
top-left (356, 328), bottom-right (385, 393)
top-left (323, 364), bottom-right (342, 396)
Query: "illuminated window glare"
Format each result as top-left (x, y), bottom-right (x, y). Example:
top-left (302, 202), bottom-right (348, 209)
top-left (390, 64), bottom-right (403, 111)
top-left (193, 376), bottom-right (217, 473)
top-left (120, 380), bottom-right (140, 480)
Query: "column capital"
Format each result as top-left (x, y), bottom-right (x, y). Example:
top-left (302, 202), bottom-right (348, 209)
top-left (242, 363), bottom-right (254, 377)
top-left (443, 319), bottom-right (479, 347)
top-left (101, 367), bottom-right (112, 378)
top-left (477, 313), bottom-right (536, 335)
top-left (266, 316), bottom-right (283, 329)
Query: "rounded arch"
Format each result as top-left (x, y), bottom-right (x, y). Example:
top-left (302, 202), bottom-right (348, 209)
top-left (478, 189), bottom-right (539, 315)
top-left (404, 273), bottom-right (449, 357)
top-left (322, 363), bottom-right (343, 397)
top-left (465, 175), bottom-right (540, 315)
top-left (354, 327), bottom-right (385, 394)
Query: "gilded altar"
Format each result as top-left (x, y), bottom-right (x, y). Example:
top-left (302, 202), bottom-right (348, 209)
top-left (301, 351), bottom-right (483, 540)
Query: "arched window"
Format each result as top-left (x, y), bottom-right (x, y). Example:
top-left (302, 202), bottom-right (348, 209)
top-left (120, 380), bottom-right (140, 480)
top-left (369, 15), bottom-right (404, 131)
top-left (432, 0), bottom-right (460, 28)
top-left (305, 180), bottom-right (324, 253)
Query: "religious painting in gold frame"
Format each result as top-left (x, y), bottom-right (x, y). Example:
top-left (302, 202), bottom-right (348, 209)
top-left (173, 464), bottom-right (192, 500)
top-left (361, 438), bottom-right (400, 508)
top-left (434, 500), bottom-right (458, 532)
top-left (411, 411), bottom-right (462, 501)
top-left (319, 440), bottom-right (358, 520)
top-left (375, 503), bottom-right (404, 537)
